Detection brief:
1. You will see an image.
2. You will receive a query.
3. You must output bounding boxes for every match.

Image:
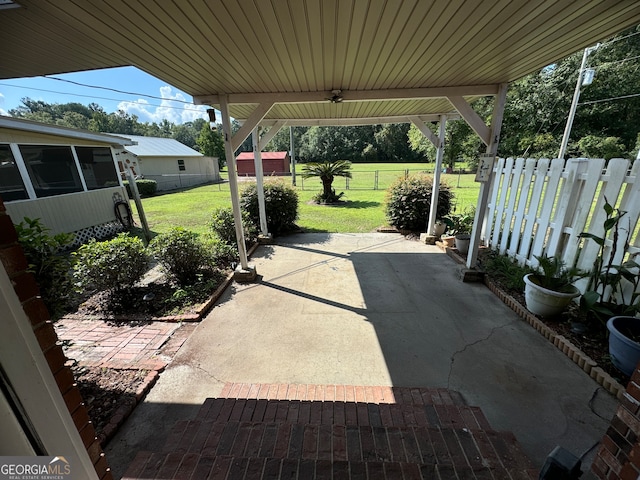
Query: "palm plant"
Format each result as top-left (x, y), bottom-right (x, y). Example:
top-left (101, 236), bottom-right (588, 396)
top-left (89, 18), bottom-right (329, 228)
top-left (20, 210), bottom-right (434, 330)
top-left (301, 160), bottom-right (352, 203)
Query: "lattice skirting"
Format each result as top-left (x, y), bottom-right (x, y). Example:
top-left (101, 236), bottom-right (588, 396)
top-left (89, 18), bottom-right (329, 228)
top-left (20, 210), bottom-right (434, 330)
top-left (71, 221), bottom-right (125, 247)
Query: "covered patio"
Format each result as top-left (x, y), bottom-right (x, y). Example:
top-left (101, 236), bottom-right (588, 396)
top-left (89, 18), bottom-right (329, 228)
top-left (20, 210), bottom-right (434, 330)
top-left (105, 233), bottom-right (616, 478)
top-left (3, 1), bottom-right (640, 479)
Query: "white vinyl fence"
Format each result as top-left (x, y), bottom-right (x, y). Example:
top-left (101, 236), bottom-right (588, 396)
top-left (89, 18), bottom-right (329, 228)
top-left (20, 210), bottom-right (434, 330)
top-left (483, 157), bottom-right (640, 296)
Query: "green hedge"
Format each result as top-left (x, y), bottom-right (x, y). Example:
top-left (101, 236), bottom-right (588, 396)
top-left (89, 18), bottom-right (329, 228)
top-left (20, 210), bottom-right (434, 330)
top-left (123, 179), bottom-right (158, 197)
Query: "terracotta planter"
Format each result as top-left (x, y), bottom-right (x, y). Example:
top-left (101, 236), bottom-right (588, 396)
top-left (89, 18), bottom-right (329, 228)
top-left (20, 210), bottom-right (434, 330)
top-left (441, 235), bottom-right (455, 248)
top-left (523, 273), bottom-right (580, 317)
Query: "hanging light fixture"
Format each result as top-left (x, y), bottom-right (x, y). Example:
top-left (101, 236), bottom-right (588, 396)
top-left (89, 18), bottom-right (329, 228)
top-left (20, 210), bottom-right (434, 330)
top-left (207, 108), bottom-right (217, 131)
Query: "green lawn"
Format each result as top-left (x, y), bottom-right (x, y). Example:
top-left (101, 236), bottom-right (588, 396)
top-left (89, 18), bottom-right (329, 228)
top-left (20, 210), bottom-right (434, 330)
top-left (132, 163), bottom-right (481, 235)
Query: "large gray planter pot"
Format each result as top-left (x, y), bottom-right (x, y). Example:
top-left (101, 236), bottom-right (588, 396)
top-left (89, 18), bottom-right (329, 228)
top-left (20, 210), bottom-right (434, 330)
top-left (607, 316), bottom-right (640, 377)
top-left (454, 234), bottom-right (471, 254)
top-left (523, 273), bottom-right (580, 317)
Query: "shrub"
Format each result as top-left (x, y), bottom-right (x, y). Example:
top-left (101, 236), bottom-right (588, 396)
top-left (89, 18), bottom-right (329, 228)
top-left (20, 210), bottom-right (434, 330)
top-left (384, 174), bottom-right (453, 231)
top-left (74, 233), bottom-right (148, 293)
top-left (149, 228), bottom-right (214, 285)
top-left (201, 234), bottom-right (239, 268)
top-left (240, 179), bottom-right (299, 235)
top-left (15, 217), bottom-right (75, 319)
top-left (210, 207), bottom-right (258, 246)
top-left (123, 179), bottom-right (158, 197)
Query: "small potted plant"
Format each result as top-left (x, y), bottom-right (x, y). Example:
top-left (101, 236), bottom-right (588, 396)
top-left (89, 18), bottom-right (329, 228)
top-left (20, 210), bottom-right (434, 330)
top-left (579, 199), bottom-right (640, 376)
top-left (523, 255), bottom-right (581, 317)
top-left (444, 206), bottom-right (475, 254)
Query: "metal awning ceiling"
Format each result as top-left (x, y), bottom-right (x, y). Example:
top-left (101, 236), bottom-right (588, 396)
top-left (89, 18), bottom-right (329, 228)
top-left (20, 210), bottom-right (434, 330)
top-left (2, 0), bottom-right (640, 124)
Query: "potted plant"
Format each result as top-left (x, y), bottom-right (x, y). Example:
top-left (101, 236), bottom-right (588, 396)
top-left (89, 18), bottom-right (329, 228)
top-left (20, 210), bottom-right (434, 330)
top-left (433, 219), bottom-right (447, 237)
top-left (579, 199), bottom-right (640, 376)
top-left (523, 255), bottom-right (581, 317)
top-left (444, 206), bottom-right (475, 254)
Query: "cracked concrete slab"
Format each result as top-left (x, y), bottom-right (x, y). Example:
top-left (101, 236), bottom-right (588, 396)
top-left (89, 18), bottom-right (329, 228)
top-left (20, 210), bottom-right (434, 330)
top-left (106, 233), bottom-right (617, 478)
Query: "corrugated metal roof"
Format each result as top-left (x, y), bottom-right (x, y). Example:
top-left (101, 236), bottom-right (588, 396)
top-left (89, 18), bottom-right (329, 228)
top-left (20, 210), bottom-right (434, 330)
top-left (121, 135), bottom-right (203, 158)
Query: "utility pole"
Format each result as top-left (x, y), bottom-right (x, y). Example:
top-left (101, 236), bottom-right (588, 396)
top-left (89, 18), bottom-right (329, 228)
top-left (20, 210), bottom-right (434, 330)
top-left (558, 44), bottom-right (599, 159)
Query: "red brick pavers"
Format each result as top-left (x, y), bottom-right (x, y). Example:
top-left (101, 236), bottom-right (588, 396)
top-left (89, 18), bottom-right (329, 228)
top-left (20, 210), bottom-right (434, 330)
top-left (55, 319), bottom-right (195, 371)
top-left (123, 383), bottom-right (538, 480)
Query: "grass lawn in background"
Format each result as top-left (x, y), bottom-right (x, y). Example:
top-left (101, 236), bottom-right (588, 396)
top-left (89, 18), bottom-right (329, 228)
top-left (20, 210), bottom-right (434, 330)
top-left (130, 163), bottom-right (481, 236)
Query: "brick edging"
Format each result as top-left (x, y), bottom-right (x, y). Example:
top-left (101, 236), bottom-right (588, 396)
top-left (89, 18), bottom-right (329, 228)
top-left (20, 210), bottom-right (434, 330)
top-left (483, 276), bottom-right (624, 399)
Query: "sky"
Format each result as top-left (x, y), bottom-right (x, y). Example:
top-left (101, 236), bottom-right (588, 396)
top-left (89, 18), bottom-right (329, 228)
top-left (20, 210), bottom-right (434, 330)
top-left (0, 66), bottom-right (211, 125)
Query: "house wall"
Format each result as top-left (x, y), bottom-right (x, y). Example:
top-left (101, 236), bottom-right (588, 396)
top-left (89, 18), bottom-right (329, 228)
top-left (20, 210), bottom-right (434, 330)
top-left (5, 186), bottom-right (129, 236)
top-left (592, 362), bottom-right (640, 479)
top-left (139, 155), bottom-right (220, 191)
top-left (0, 195), bottom-right (112, 479)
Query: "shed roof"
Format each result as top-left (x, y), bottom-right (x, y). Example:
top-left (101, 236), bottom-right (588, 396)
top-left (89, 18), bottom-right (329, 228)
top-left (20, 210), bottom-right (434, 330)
top-left (121, 135), bottom-right (203, 158)
top-left (2, 1), bottom-right (639, 126)
top-left (237, 152), bottom-right (290, 161)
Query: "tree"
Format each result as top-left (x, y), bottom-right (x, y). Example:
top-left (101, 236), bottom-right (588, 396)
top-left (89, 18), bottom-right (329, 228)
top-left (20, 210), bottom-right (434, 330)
top-left (301, 160), bottom-right (352, 203)
top-left (373, 123), bottom-right (419, 162)
top-left (197, 124), bottom-right (226, 169)
top-left (576, 135), bottom-right (627, 160)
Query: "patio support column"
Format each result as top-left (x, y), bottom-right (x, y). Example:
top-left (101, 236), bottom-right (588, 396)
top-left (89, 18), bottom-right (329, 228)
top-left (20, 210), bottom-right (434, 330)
top-left (219, 94), bottom-right (254, 278)
top-left (466, 83), bottom-right (508, 269)
top-left (428, 115), bottom-right (447, 234)
top-left (409, 115), bottom-right (446, 235)
top-left (252, 127), bottom-right (269, 237)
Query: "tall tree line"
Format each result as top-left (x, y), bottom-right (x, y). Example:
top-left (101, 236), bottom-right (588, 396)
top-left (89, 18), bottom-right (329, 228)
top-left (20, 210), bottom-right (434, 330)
top-left (8, 25), bottom-right (640, 167)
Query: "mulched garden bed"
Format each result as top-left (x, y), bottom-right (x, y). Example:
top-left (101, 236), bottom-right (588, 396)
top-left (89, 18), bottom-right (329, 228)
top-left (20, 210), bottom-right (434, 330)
top-left (72, 366), bottom-right (153, 444)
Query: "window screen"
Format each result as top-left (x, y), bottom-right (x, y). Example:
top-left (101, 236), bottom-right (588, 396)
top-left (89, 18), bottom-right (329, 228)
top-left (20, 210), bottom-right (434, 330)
top-left (19, 145), bottom-right (83, 197)
top-left (178, 159), bottom-right (185, 171)
top-left (76, 146), bottom-right (119, 190)
top-left (0, 144), bottom-right (28, 201)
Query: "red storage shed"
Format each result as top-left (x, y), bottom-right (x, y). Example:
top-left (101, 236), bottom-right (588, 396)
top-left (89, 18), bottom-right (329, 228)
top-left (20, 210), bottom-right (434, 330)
top-left (236, 151), bottom-right (290, 176)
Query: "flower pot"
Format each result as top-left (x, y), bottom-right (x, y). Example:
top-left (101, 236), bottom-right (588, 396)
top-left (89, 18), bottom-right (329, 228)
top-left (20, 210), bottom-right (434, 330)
top-left (433, 222), bottom-right (446, 237)
top-left (441, 235), bottom-right (455, 248)
top-left (523, 273), bottom-right (580, 317)
top-left (454, 234), bottom-right (471, 254)
top-left (607, 316), bottom-right (640, 377)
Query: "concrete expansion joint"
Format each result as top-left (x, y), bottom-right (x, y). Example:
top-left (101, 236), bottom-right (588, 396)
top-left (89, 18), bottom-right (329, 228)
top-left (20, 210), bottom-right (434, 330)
top-left (446, 320), bottom-right (515, 389)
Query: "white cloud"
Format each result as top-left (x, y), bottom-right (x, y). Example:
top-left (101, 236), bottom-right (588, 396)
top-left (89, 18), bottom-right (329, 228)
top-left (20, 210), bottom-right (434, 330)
top-left (117, 86), bottom-right (208, 125)
top-left (0, 92), bottom-right (6, 116)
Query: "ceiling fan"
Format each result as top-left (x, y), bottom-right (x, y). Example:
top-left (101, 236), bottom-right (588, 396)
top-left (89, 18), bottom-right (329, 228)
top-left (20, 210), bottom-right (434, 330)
top-left (327, 89), bottom-right (343, 103)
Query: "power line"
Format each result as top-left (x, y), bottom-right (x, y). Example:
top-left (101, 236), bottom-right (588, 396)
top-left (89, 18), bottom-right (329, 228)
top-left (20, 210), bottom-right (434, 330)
top-left (599, 29), bottom-right (640, 49)
top-left (0, 82), bottom-right (206, 112)
top-left (579, 92), bottom-right (640, 106)
top-left (44, 75), bottom-right (194, 104)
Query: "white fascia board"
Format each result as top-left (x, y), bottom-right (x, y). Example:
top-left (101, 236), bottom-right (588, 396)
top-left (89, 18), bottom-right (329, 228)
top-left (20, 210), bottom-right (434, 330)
top-left (0, 116), bottom-right (134, 146)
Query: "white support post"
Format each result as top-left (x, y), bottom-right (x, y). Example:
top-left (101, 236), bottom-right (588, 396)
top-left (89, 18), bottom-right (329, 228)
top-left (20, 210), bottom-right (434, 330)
top-left (427, 115), bottom-right (447, 235)
top-left (252, 127), bottom-right (269, 236)
top-left (466, 84), bottom-right (509, 269)
top-left (219, 95), bottom-right (253, 278)
top-left (290, 126), bottom-right (297, 186)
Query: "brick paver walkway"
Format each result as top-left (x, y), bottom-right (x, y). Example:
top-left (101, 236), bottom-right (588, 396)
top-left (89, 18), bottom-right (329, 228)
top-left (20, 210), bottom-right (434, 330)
top-left (55, 319), bottom-right (196, 371)
top-left (123, 383), bottom-right (537, 480)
